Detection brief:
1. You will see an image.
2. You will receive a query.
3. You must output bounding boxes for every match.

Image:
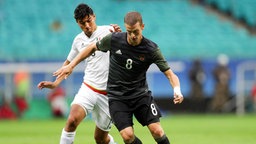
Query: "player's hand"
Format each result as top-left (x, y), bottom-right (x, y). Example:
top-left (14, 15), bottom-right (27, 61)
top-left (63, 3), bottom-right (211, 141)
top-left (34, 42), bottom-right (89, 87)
top-left (37, 81), bottom-right (56, 89)
top-left (53, 65), bottom-right (73, 80)
top-left (173, 87), bottom-right (184, 104)
top-left (110, 24), bottom-right (121, 32)
top-left (173, 94), bottom-right (183, 104)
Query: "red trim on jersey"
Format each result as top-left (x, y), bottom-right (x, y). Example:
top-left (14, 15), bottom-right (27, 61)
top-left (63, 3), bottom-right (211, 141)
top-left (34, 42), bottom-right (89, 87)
top-left (83, 82), bottom-right (107, 95)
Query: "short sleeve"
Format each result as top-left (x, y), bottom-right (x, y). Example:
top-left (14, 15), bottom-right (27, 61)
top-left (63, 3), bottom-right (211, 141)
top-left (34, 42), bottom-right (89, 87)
top-left (67, 38), bottom-right (80, 61)
top-left (153, 48), bottom-right (170, 72)
top-left (96, 33), bottom-right (112, 52)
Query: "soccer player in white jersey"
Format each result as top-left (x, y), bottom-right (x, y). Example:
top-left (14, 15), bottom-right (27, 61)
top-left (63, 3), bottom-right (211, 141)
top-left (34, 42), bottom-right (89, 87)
top-left (37, 3), bottom-right (121, 144)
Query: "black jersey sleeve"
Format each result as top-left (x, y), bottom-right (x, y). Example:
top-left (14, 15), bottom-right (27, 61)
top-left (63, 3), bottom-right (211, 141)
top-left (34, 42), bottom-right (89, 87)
top-left (152, 48), bottom-right (170, 72)
top-left (96, 33), bottom-right (112, 52)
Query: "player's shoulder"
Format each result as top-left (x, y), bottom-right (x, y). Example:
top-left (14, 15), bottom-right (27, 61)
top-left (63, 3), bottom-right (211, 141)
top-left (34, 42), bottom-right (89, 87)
top-left (112, 32), bottom-right (125, 37)
top-left (142, 36), bottom-right (158, 50)
top-left (97, 25), bottom-right (114, 31)
top-left (73, 31), bottom-right (86, 41)
top-left (110, 32), bottom-right (126, 43)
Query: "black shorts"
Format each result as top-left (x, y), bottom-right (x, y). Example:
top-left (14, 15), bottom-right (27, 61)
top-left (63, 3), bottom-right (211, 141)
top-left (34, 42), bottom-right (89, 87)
top-left (109, 94), bottom-right (162, 131)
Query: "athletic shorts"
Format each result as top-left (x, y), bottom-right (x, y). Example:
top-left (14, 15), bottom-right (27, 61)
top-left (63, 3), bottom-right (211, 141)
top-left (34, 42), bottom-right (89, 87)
top-left (109, 93), bottom-right (162, 131)
top-left (71, 83), bottom-right (112, 131)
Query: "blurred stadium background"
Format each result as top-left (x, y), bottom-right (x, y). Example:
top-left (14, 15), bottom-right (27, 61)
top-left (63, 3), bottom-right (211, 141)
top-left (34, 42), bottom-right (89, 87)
top-left (0, 0), bottom-right (256, 118)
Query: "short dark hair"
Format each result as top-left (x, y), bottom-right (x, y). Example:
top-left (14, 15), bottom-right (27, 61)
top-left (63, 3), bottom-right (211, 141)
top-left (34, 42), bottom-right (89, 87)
top-left (124, 11), bottom-right (143, 26)
top-left (74, 3), bottom-right (94, 21)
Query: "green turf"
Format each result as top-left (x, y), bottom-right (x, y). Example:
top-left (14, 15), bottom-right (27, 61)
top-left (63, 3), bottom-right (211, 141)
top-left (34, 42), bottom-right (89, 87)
top-left (0, 114), bottom-right (255, 144)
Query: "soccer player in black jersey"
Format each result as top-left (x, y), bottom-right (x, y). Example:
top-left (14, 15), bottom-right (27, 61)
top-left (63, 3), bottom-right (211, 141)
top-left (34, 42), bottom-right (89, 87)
top-left (54, 11), bottom-right (184, 144)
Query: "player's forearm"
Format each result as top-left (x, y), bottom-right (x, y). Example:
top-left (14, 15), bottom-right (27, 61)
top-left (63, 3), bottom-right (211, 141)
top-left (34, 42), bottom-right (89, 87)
top-left (52, 60), bottom-right (70, 87)
top-left (170, 75), bottom-right (180, 89)
top-left (53, 75), bottom-right (66, 87)
top-left (62, 60), bottom-right (70, 66)
top-left (164, 69), bottom-right (180, 88)
top-left (69, 43), bottom-right (97, 69)
top-left (164, 69), bottom-right (183, 99)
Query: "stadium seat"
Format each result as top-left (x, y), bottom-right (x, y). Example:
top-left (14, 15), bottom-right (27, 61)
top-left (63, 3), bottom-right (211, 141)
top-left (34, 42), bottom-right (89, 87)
top-left (0, 0), bottom-right (256, 61)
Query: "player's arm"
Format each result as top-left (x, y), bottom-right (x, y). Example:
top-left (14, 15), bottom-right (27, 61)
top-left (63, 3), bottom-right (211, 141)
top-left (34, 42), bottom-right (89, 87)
top-left (37, 60), bottom-right (70, 89)
top-left (163, 69), bottom-right (183, 104)
top-left (153, 48), bottom-right (183, 104)
top-left (53, 43), bottom-right (97, 79)
top-left (53, 33), bottom-right (112, 79)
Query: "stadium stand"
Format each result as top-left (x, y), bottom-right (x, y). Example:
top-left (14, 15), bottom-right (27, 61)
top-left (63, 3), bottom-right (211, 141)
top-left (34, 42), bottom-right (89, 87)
top-left (202, 0), bottom-right (256, 33)
top-left (0, 0), bottom-right (256, 61)
top-left (204, 0), bottom-right (256, 25)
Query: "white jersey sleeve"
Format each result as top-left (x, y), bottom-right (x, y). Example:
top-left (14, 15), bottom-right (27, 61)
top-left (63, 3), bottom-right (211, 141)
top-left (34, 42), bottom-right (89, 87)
top-left (67, 25), bottom-right (113, 90)
top-left (67, 36), bottom-right (81, 62)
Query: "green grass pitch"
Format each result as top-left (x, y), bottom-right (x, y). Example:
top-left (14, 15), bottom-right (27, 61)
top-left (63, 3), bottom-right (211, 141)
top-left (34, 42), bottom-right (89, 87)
top-left (0, 114), bottom-right (255, 144)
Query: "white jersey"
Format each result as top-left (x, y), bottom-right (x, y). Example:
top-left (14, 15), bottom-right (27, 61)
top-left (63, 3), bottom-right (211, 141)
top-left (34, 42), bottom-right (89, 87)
top-left (67, 25), bottom-right (113, 90)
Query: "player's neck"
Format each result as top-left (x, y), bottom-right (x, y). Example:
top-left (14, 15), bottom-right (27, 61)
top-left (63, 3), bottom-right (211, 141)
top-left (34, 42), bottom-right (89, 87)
top-left (86, 25), bottom-right (97, 38)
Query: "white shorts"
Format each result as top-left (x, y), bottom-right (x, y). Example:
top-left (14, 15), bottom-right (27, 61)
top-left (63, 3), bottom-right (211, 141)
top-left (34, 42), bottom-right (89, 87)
top-left (71, 83), bottom-right (112, 131)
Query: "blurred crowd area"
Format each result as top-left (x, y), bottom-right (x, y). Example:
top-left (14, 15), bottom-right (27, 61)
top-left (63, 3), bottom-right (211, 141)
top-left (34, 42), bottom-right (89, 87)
top-left (0, 69), bottom-right (68, 119)
top-left (1, 0), bottom-right (256, 119)
top-left (1, 0), bottom-right (256, 61)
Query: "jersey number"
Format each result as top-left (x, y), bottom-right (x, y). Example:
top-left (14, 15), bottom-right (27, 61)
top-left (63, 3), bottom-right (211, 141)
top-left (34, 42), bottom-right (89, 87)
top-left (150, 103), bottom-right (158, 116)
top-left (125, 59), bottom-right (133, 69)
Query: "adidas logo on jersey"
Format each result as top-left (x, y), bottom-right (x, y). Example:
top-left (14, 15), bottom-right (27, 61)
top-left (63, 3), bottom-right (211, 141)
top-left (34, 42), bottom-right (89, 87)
top-left (115, 49), bottom-right (122, 55)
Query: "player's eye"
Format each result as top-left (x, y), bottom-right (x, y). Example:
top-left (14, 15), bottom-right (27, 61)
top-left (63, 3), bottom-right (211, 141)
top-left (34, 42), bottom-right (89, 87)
top-left (133, 30), bottom-right (139, 35)
top-left (78, 20), bottom-right (85, 25)
top-left (86, 19), bottom-right (92, 23)
top-left (86, 17), bottom-right (92, 23)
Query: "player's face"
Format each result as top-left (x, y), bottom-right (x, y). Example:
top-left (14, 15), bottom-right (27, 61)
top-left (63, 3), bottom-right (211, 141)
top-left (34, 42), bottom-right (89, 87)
top-left (125, 22), bottom-right (144, 46)
top-left (77, 14), bottom-right (96, 37)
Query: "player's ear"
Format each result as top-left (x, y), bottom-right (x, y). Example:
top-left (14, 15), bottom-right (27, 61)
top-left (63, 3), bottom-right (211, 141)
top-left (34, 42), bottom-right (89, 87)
top-left (141, 23), bottom-right (145, 30)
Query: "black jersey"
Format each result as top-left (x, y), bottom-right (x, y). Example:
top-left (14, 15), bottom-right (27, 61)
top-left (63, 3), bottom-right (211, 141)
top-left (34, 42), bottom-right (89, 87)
top-left (96, 32), bottom-right (170, 99)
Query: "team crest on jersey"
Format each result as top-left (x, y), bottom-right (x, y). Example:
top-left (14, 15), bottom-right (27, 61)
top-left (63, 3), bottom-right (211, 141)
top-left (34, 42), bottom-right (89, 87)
top-left (139, 54), bottom-right (145, 61)
top-left (96, 37), bottom-right (101, 42)
top-left (96, 37), bottom-right (102, 45)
